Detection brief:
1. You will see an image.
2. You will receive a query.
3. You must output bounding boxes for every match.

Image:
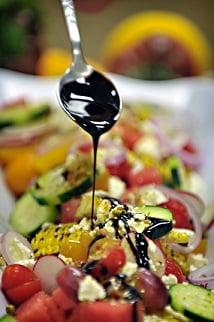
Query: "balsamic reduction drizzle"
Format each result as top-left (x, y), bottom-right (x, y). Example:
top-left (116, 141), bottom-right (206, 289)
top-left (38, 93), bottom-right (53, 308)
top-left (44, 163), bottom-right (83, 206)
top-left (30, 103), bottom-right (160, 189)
top-left (87, 234), bottom-right (105, 256)
top-left (143, 218), bottom-right (172, 240)
top-left (60, 71), bottom-right (120, 229)
top-left (135, 233), bottom-right (149, 268)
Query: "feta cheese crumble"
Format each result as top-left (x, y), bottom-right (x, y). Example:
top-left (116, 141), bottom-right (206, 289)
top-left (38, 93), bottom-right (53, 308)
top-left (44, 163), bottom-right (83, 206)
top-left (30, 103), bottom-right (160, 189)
top-left (162, 274), bottom-right (178, 287)
top-left (78, 275), bottom-right (106, 302)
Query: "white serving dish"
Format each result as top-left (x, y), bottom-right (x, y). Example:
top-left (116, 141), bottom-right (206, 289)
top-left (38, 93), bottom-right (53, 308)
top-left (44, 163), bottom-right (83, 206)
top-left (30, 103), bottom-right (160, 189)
top-left (0, 69), bottom-right (214, 319)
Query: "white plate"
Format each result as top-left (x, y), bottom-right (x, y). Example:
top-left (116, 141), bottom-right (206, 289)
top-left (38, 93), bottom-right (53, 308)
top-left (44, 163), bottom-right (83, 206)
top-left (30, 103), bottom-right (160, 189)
top-left (0, 69), bottom-right (214, 219)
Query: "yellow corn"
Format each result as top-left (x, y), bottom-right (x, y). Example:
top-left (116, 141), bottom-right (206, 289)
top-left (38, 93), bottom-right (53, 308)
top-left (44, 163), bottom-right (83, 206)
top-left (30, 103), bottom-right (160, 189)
top-left (31, 223), bottom-right (75, 257)
top-left (161, 240), bottom-right (188, 274)
top-left (165, 228), bottom-right (194, 244)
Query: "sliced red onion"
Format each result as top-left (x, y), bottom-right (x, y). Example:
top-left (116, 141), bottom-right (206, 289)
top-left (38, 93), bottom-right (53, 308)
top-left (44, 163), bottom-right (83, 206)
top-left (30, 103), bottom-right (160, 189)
top-left (188, 262), bottom-right (214, 289)
top-left (33, 255), bottom-right (65, 294)
top-left (0, 231), bottom-right (33, 265)
top-left (103, 140), bottom-right (127, 166)
top-left (156, 186), bottom-right (202, 254)
top-left (152, 120), bottom-right (201, 169)
top-left (180, 191), bottom-right (205, 217)
top-left (146, 237), bottom-right (166, 277)
top-left (0, 290), bottom-right (8, 317)
top-left (0, 123), bottom-right (53, 147)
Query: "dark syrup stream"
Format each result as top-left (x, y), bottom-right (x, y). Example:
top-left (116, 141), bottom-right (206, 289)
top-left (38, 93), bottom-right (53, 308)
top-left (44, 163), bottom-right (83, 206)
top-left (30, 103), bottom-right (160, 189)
top-left (60, 71), bottom-right (120, 228)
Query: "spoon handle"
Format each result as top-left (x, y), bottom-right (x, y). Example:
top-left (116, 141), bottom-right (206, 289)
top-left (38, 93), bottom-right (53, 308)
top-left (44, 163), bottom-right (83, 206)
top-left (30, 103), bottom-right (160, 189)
top-left (60, 0), bottom-right (86, 68)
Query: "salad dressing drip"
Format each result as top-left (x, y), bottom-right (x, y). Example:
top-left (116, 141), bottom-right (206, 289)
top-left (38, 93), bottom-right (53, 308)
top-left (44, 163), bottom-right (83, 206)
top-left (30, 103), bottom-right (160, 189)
top-left (59, 71), bottom-right (120, 229)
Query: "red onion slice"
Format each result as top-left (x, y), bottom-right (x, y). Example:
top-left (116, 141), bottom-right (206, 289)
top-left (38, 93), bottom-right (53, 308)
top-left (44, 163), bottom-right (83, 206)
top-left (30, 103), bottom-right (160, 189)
top-left (33, 255), bottom-right (65, 294)
top-left (0, 123), bottom-right (53, 147)
top-left (188, 262), bottom-right (214, 289)
top-left (0, 231), bottom-right (33, 265)
top-left (0, 290), bottom-right (8, 317)
top-left (180, 191), bottom-right (205, 217)
top-left (152, 120), bottom-right (201, 169)
top-left (156, 186), bottom-right (202, 254)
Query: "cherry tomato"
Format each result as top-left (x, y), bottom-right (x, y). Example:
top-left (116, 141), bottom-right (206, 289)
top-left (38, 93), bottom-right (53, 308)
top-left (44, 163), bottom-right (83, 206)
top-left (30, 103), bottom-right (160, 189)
top-left (2, 264), bottom-right (42, 305)
top-left (161, 198), bottom-right (193, 229)
top-left (106, 158), bottom-right (131, 180)
top-left (127, 167), bottom-right (162, 187)
top-left (165, 258), bottom-right (186, 283)
top-left (60, 198), bottom-right (80, 223)
top-left (72, 300), bottom-right (143, 322)
top-left (90, 247), bottom-right (126, 281)
top-left (6, 280), bottom-right (42, 306)
top-left (121, 127), bottom-right (142, 150)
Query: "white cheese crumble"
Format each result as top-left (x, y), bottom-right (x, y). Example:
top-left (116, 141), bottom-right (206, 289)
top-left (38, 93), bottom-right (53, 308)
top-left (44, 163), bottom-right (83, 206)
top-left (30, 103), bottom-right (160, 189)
top-left (188, 253), bottom-right (208, 272)
top-left (78, 275), bottom-right (106, 302)
top-left (121, 262), bottom-right (138, 277)
top-left (162, 274), bottom-right (178, 287)
top-left (108, 176), bottom-right (126, 199)
top-left (134, 135), bottom-right (161, 159)
top-left (139, 186), bottom-right (168, 205)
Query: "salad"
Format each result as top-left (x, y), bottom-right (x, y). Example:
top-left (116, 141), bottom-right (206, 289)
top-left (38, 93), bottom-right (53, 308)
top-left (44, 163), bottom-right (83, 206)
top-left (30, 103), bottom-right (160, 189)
top-left (0, 99), bottom-right (213, 322)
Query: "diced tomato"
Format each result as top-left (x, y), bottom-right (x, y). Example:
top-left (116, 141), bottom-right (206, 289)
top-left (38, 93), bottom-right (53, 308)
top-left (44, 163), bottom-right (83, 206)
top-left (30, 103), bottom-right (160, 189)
top-left (161, 198), bottom-right (193, 229)
top-left (106, 158), bottom-right (131, 180)
top-left (52, 287), bottom-right (77, 312)
top-left (15, 291), bottom-right (52, 322)
top-left (60, 198), bottom-right (81, 223)
top-left (45, 296), bottom-right (64, 322)
top-left (91, 247), bottom-right (126, 281)
top-left (72, 300), bottom-right (143, 322)
top-left (127, 167), bottom-right (162, 187)
top-left (121, 127), bottom-right (142, 150)
top-left (182, 141), bottom-right (198, 155)
top-left (165, 258), bottom-right (186, 283)
top-left (78, 142), bottom-right (92, 153)
top-left (6, 280), bottom-right (42, 306)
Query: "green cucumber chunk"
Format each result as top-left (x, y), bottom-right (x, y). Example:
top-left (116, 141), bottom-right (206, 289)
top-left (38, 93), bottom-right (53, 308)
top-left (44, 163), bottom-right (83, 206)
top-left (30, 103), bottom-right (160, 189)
top-left (169, 284), bottom-right (214, 322)
top-left (164, 156), bottom-right (185, 189)
top-left (0, 103), bottom-right (50, 129)
top-left (0, 315), bottom-right (17, 322)
top-left (10, 193), bottom-right (57, 236)
top-left (31, 154), bottom-right (92, 205)
top-left (135, 205), bottom-right (173, 221)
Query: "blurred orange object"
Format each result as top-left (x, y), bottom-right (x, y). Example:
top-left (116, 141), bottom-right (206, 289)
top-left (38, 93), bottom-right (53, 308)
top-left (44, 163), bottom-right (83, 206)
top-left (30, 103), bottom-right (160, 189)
top-left (193, 238), bottom-right (208, 255)
top-left (101, 11), bottom-right (211, 80)
top-left (0, 145), bottom-right (36, 166)
top-left (5, 152), bottom-right (38, 195)
top-left (36, 48), bottom-right (105, 76)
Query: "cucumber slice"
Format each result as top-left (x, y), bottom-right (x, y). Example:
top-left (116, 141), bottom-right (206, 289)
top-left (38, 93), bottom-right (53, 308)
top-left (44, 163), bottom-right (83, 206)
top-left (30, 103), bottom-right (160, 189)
top-left (0, 103), bottom-right (50, 129)
top-left (169, 284), bottom-right (214, 322)
top-left (10, 193), bottom-right (57, 236)
top-left (134, 205), bottom-right (173, 221)
top-left (31, 154), bottom-right (93, 205)
top-left (0, 315), bottom-right (17, 322)
top-left (164, 156), bottom-right (185, 189)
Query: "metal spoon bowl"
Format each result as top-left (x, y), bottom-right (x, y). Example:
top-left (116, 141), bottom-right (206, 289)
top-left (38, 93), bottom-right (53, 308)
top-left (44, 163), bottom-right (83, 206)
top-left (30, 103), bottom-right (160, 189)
top-left (57, 0), bottom-right (121, 135)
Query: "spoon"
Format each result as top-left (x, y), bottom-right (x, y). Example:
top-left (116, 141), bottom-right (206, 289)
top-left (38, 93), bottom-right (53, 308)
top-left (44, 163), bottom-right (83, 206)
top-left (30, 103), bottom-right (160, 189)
top-left (57, 0), bottom-right (121, 137)
top-left (57, 0), bottom-right (122, 229)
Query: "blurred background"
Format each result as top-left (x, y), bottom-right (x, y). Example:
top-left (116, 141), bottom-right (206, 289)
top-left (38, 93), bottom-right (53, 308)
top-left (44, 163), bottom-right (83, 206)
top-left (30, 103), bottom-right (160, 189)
top-left (0, 0), bottom-right (213, 80)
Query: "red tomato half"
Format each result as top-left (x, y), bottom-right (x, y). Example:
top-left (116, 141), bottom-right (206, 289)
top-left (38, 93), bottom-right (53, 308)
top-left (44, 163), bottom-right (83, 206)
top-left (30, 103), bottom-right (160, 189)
top-left (2, 264), bottom-right (42, 305)
top-left (6, 280), bottom-right (42, 306)
top-left (73, 301), bottom-right (143, 322)
top-left (127, 167), bottom-right (162, 187)
top-left (2, 264), bottom-right (39, 290)
top-left (161, 198), bottom-right (193, 229)
top-left (165, 258), bottom-right (186, 283)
